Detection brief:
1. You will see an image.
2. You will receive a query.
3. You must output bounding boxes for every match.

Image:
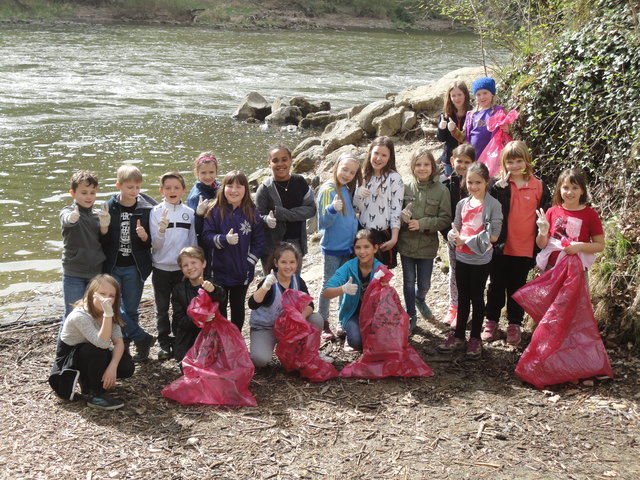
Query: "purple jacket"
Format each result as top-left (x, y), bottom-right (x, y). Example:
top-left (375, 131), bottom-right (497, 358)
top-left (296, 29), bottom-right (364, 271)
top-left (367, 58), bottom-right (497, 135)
top-left (464, 105), bottom-right (504, 158)
top-left (202, 205), bottom-right (265, 286)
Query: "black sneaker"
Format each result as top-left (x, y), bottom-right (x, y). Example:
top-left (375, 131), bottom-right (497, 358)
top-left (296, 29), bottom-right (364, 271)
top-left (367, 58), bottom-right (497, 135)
top-left (133, 334), bottom-right (156, 362)
top-left (157, 346), bottom-right (172, 361)
top-left (87, 393), bottom-right (124, 411)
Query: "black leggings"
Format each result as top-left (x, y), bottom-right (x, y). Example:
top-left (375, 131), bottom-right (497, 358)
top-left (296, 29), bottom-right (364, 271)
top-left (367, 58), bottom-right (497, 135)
top-left (454, 260), bottom-right (491, 340)
top-left (220, 284), bottom-right (249, 332)
top-left (77, 343), bottom-right (135, 396)
top-left (485, 255), bottom-right (533, 325)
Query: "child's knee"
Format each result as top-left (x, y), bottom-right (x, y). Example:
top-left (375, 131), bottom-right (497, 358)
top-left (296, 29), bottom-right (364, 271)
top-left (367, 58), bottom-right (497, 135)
top-left (250, 351), bottom-right (272, 368)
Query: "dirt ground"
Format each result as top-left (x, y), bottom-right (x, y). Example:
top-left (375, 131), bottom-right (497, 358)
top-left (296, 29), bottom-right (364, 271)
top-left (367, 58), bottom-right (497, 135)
top-left (1, 238), bottom-right (639, 480)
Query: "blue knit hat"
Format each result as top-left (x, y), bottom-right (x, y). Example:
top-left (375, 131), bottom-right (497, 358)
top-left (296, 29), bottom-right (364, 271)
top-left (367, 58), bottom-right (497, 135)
top-left (472, 77), bottom-right (496, 96)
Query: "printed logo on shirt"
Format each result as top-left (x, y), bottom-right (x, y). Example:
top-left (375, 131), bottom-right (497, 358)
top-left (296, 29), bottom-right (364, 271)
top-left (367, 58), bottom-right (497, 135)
top-left (182, 213), bottom-right (190, 221)
top-left (118, 211), bottom-right (133, 256)
top-left (240, 219), bottom-right (252, 236)
top-left (552, 215), bottom-right (582, 242)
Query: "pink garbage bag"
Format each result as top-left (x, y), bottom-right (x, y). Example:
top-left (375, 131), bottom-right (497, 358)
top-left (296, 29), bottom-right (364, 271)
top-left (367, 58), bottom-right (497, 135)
top-left (513, 255), bottom-right (613, 389)
top-left (478, 109), bottom-right (519, 176)
top-left (340, 266), bottom-right (433, 379)
top-left (161, 289), bottom-right (257, 406)
top-left (274, 289), bottom-right (339, 382)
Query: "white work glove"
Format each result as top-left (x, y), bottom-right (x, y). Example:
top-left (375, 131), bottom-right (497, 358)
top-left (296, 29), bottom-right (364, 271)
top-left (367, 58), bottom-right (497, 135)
top-left (438, 114), bottom-right (447, 130)
top-left (447, 223), bottom-right (460, 244)
top-left (266, 210), bottom-right (277, 229)
top-left (226, 228), bottom-right (238, 245)
top-left (536, 208), bottom-right (550, 236)
top-left (196, 195), bottom-right (209, 216)
top-left (373, 269), bottom-right (385, 280)
top-left (496, 171), bottom-right (511, 189)
top-left (341, 276), bottom-right (358, 296)
top-left (68, 205), bottom-right (80, 224)
top-left (261, 270), bottom-right (277, 291)
top-left (400, 202), bottom-right (413, 223)
top-left (355, 186), bottom-right (371, 200)
top-left (98, 202), bottom-right (111, 228)
top-left (158, 209), bottom-right (170, 233)
top-left (95, 294), bottom-right (114, 317)
top-left (331, 195), bottom-right (343, 212)
top-left (447, 118), bottom-right (457, 132)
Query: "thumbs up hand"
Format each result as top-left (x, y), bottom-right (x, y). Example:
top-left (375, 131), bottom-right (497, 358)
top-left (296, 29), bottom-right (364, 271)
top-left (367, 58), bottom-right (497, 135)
top-left (158, 209), bottom-right (170, 233)
top-left (261, 270), bottom-right (277, 292)
top-left (400, 202), bottom-right (413, 223)
top-left (438, 114), bottom-right (447, 130)
top-left (331, 195), bottom-right (343, 213)
top-left (201, 279), bottom-right (215, 293)
top-left (135, 219), bottom-right (148, 241)
top-left (196, 195), bottom-right (209, 216)
top-left (226, 228), bottom-right (238, 245)
top-left (341, 276), bottom-right (358, 296)
top-left (98, 202), bottom-right (111, 228)
top-left (68, 205), bottom-right (80, 224)
top-left (447, 118), bottom-right (457, 132)
top-left (536, 208), bottom-right (550, 236)
top-left (266, 210), bottom-right (277, 229)
top-left (447, 223), bottom-right (460, 244)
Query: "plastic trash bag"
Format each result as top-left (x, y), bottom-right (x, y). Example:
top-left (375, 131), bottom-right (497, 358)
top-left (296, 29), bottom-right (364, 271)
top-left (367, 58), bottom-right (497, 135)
top-left (161, 289), bottom-right (257, 406)
top-left (512, 255), bottom-right (613, 389)
top-left (340, 266), bottom-right (433, 379)
top-left (274, 289), bottom-right (339, 382)
top-left (478, 109), bottom-right (519, 177)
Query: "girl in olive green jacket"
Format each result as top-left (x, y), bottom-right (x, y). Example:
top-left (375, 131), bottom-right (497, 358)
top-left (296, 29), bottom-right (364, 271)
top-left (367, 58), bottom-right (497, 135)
top-left (398, 148), bottom-right (452, 332)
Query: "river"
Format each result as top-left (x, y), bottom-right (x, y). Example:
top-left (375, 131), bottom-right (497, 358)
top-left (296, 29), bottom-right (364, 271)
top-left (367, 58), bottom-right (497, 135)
top-left (0, 23), bottom-right (492, 299)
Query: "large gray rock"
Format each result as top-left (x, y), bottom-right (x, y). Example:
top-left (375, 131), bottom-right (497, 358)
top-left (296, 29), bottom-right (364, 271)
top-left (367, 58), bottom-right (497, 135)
top-left (247, 167), bottom-right (271, 191)
top-left (265, 106), bottom-right (304, 126)
top-left (401, 110), bottom-right (417, 132)
top-left (318, 145), bottom-right (365, 175)
top-left (232, 92), bottom-right (271, 121)
top-left (341, 104), bottom-right (367, 119)
top-left (311, 100), bottom-right (331, 112)
top-left (354, 100), bottom-right (394, 135)
top-left (299, 111), bottom-right (346, 130)
top-left (320, 118), bottom-right (366, 154)
top-left (372, 106), bottom-right (405, 137)
top-left (292, 145), bottom-right (324, 174)
top-left (271, 96), bottom-right (291, 111)
top-left (292, 136), bottom-right (322, 158)
top-left (395, 66), bottom-right (494, 116)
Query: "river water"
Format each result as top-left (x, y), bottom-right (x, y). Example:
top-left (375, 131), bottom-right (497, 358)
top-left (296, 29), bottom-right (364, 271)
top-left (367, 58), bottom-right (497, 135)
top-left (0, 23), bottom-right (490, 299)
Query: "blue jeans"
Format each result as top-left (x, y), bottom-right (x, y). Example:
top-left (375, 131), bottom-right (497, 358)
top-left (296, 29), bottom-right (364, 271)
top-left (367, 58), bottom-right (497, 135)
top-left (60, 274), bottom-right (92, 339)
top-left (110, 265), bottom-right (148, 344)
top-left (400, 255), bottom-right (434, 317)
top-left (344, 315), bottom-right (362, 350)
top-left (319, 253), bottom-right (351, 322)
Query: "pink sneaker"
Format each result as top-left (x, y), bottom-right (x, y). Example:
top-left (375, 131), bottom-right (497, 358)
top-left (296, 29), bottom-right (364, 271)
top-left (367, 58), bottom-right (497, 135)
top-left (465, 338), bottom-right (483, 359)
top-left (443, 305), bottom-right (457, 326)
top-left (506, 324), bottom-right (522, 345)
top-left (480, 320), bottom-right (499, 342)
top-left (437, 332), bottom-right (465, 353)
top-left (336, 323), bottom-right (346, 338)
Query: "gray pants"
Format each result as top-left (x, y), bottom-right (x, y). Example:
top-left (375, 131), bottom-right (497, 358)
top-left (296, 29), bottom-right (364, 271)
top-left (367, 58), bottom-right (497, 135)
top-left (250, 312), bottom-right (323, 368)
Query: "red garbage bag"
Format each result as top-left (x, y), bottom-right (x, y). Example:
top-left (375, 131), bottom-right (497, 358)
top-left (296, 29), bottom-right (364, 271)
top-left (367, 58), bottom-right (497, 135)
top-left (274, 289), bottom-right (339, 382)
top-left (161, 289), bottom-right (257, 406)
top-left (340, 266), bottom-right (433, 379)
top-left (513, 255), bottom-right (613, 389)
top-left (478, 109), bottom-right (519, 177)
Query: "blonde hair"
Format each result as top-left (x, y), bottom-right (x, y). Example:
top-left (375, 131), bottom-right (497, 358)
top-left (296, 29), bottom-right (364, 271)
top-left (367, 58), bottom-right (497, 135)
top-left (500, 140), bottom-right (533, 181)
top-left (331, 153), bottom-right (362, 215)
top-left (177, 246), bottom-right (206, 267)
top-left (76, 274), bottom-right (124, 326)
top-left (116, 164), bottom-right (143, 184)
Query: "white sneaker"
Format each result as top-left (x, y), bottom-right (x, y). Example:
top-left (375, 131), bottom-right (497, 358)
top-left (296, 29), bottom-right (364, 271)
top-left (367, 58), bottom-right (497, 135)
top-left (318, 352), bottom-right (334, 364)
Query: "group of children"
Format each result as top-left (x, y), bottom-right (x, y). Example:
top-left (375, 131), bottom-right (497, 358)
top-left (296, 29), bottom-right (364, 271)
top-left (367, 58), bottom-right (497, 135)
top-left (49, 76), bottom-right (605, 410)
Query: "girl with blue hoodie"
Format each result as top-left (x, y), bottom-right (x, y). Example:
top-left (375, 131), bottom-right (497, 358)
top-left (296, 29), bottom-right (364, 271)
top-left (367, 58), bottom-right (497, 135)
top-left (316, 153), bottom-right (362, 340)
top-left (202, 170), bottom-right (265, 332)
top-left (322, 229), bottom-right (383, 352)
